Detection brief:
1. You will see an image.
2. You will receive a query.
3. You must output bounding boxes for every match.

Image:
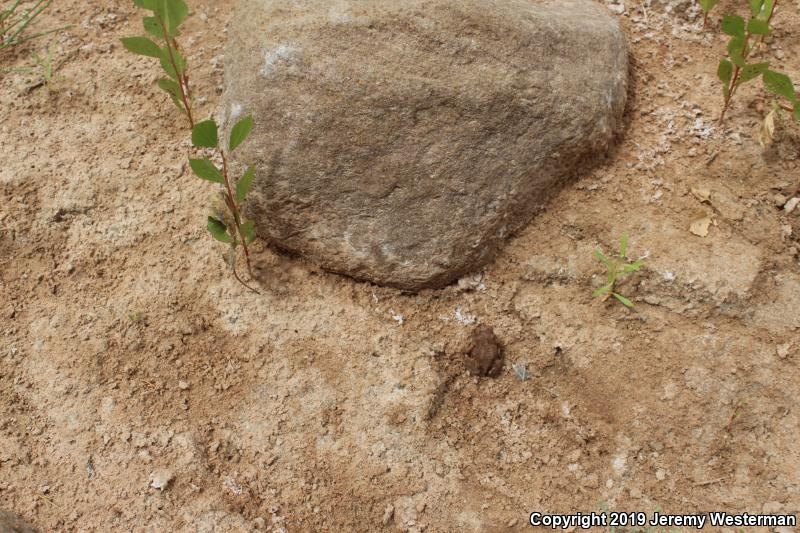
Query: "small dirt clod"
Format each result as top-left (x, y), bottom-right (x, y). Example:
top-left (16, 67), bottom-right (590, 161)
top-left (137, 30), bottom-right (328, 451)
top-left (465, 325), bottom-right (504, 378)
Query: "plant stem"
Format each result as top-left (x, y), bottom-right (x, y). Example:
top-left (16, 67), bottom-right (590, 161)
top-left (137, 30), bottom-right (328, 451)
top-left (221, 152), bottom-right (254, 279)
top-left (231, 252), bottom-right (260, 294)
top-left (720, 32), bottom-right (751, 123)
top-left (159, 21), bottom-right (194, 128)
top-left (752, 0), bottom-right (778, 54)
top-left (721, 0), bottom-right (781, 122)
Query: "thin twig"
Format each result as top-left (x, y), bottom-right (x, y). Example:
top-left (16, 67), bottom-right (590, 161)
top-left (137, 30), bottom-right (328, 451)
top-left (694, 476), bottom-right (727, 487)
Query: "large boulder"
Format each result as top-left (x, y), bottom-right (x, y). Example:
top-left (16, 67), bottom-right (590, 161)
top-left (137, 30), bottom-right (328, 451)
top-left (223, 0), bottom-right (629, 290)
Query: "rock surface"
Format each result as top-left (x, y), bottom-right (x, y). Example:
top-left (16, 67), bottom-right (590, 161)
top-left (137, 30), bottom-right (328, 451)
top-left (223, 0), bottom-right (629, 289)
top-left (0, 511), bottom-right (37, 533)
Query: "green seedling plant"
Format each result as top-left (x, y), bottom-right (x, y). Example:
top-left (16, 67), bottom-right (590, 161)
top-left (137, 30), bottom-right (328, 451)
top-left (700, 0), bottom-right (799, 124)
top-left (698, 0), bottom-right (720, 28)
top-left (122, 0), bottom-right (260, 293)
top-left (121, 0), bottom-right (195, 127)
top-left (593, 234), bottom-right (644, 309)
top-left (190, 116), bottom-right (258, 293)
top-left (4, 45), bottom-right (67, 93)
top-left (1, 0), bottom-right (69, 52)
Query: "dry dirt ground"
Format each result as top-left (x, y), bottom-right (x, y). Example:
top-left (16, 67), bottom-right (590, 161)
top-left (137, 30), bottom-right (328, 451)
top-left (2, 0), bottom-right (800, 531)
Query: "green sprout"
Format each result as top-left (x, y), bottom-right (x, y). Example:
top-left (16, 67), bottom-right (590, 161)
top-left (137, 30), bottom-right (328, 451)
top-left (190, 116), bottom-right (259, 293)
top-left (121, 0), bottom-right (261, 293)
top-left (699, 0), bottom-right (798, 123)
top-left (121, 0), bottom-right (195, 127)
top-left (593, 234), bottom-right (644, 309)
top-left (1, 0), bottom-right (70, 52)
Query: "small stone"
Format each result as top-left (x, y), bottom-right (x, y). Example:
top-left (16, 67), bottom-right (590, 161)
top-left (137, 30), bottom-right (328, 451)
top-left (507, 518), bottom-right (519, 527)
top-left (252, 517), bottom-right (266, 530)
top-left (178, 380), bottom-right (190, 390)
top-left (776, 344), bottom-right (791, 359)
top-left (655, 468), bottom-right (666, 481)
top-left (630, 487), bottom-right (642, 499)
top-left (773, 194), bottom-right (789, 207)
top-left (149, 470), bottom-right (174, 491)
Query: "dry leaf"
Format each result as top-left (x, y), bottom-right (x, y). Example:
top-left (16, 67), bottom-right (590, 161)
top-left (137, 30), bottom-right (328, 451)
top-left (689, 212), bottom-right (712, 237)
top-left (691, 187), bottom-right (711, 203)
top-left (759, 108), bottom-right (777, 148)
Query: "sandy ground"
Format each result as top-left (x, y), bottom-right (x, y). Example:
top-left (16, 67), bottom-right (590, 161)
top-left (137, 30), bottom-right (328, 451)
top-left (1, 0), bottom-right (800, 531)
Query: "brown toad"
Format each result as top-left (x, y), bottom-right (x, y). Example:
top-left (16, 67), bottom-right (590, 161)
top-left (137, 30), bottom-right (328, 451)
top-left (465, 325), bottom-right (504, 377)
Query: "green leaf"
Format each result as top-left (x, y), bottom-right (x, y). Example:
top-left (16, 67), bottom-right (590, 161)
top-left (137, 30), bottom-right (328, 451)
top-left (192, 120), bottom-right (218, 148)
top-left (159, 56), bottom-right (177, 80)
top-left (619, 234), bottom-right (629, 257)
top-left (593, 284), bottom-right (612, 298)
top-left (156, 78), bottom-right (185, 112)
top-left (697, 0), bottom-right (719, 13)
top-left (718, 59), bottom-right (733, 87)
top-left (794, 103), bottom-right (800, 121)
top-left (143, 16), bottom-right (162, 38)
top-left (120, 36), bottom-right (163, 58)
top-left (747, 19), bottom-right (770, 35)
top-left (189, 158), bottom-right (224, 184)
top-left (594, 250), bottom-right (612, 269)
top-left (763, 70), bottom-right (797, 101)
top-left (229, 115), bottom-right (254, 152)
top-left (134, 0), bottom-right (161, 11)
top-left (727, 37), bottom-right (746, 68)
top-left (240, 220), bottom-right (257, 244)
top-left (622, 261), bottom-right (644, 274)
top-left (236, 167), bottom-right (255, 203)
top-left (612, 293), bottom-right (635, 308)
top-left (760, 0), bottom-right (774, 20)
top-left (208, 217), bottom-right (234, 244)
top-left (158, 46), bottom-right (185, 80)
top-left (737, 62), bottom-right (769, 84)
top-left (721, 15), bottom-right (746, 37)
top-left (748, 0), bottom-right (764, 15)
top-left (162, 0), bottom-right (189, 37)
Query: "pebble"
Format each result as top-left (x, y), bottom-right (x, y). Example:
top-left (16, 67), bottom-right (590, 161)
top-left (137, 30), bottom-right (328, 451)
top-left (178, 380), bottom-right (190, 390)
top-left (149, 470), bottom-right (174, 491)
top-left (777, 344), bottom-right (791, 359)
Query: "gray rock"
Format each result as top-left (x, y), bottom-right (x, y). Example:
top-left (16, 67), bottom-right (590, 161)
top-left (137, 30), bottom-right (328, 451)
top-left (223, 0), bottom-right (628, 290)
top-left (0, 511), bottom-right (37, 533)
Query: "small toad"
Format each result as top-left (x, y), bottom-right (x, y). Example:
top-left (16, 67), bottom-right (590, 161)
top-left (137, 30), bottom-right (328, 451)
top-left (465, 325), bottom-right (504, 377)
